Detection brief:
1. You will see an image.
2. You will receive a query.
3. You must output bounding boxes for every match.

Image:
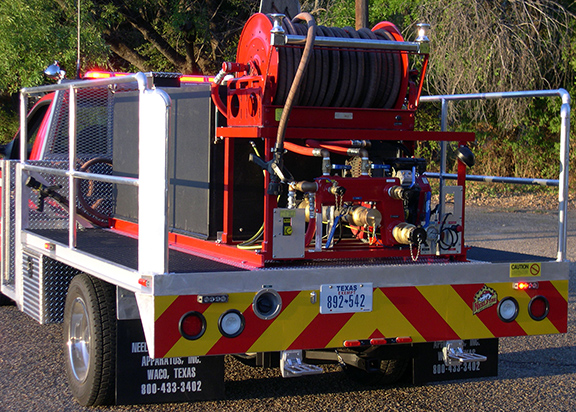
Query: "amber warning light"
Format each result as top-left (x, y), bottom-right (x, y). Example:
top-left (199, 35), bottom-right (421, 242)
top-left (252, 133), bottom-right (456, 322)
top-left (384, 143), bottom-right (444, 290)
top-left (513, 281), bottom-right (539, 290)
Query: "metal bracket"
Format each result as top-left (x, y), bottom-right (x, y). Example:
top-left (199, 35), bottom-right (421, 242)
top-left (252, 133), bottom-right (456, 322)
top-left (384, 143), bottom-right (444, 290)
top-left (269, 14), bottom-right (287, 46)
top-left (442, 340), bottom-right (487, 366)
top-left (280, 350), bottom-right (323, 378)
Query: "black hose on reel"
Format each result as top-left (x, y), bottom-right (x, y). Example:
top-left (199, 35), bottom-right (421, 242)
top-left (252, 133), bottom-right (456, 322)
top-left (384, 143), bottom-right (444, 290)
top-left (272, 17), bottom-right (403, 109)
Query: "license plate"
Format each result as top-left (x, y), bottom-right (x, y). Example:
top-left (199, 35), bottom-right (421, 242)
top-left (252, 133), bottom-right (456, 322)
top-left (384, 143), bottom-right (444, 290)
top-left (319, 283), bottom-right (373, 314)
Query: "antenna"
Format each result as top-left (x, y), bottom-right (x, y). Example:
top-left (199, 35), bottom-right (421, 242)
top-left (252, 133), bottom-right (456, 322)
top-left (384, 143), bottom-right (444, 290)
top-left (76, 0), bottom-right (81, 78)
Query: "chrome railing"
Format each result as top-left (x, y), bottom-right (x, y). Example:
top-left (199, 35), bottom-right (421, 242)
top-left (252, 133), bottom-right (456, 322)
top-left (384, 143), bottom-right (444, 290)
top-left (18, 73), bottom-right (171, 286)
top-left (420, 89), bottom-right (571, 262)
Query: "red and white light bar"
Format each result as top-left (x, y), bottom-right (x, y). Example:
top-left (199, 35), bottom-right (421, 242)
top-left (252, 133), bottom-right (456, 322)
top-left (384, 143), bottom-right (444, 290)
top-left (513, 281), bottom-right (539, 290)
top-left (83, 70), bottom-right (213, 83)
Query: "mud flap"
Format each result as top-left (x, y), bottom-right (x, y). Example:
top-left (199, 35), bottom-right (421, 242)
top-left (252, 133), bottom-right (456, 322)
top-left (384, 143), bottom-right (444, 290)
top-left (412, 338), bottom-right (498, 384)
top-left (115, 319), bottom-right (225, 404)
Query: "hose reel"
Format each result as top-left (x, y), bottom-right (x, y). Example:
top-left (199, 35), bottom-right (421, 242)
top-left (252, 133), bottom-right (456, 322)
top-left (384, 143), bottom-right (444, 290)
top-left (217, 12), bottom-right (429, 128)
top-left (273, 20), bottom-right (405, 109)
top-left (234, 13), bottom-right (411, 110)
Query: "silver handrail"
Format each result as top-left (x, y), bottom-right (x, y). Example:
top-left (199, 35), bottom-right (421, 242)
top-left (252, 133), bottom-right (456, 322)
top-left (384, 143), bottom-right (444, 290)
top-left (420, 89), bottom-right (571, 262)
top-left (18, 73), bottom-right (171, 285)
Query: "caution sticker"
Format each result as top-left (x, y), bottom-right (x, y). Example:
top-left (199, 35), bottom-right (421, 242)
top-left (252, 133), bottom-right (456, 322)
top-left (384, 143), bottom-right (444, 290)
top-left (510, 262), bottom-right (541, 278)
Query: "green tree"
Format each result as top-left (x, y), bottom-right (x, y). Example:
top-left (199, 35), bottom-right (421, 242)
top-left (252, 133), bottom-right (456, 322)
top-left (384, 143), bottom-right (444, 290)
top-left (0, 0), bottom-right (258, 94)
top-left (81, 0), bottom-right (257, 74)
top-left (415, 0), bottom-right (574, 127)
top-left (0, 0), bottom-right (107, 93)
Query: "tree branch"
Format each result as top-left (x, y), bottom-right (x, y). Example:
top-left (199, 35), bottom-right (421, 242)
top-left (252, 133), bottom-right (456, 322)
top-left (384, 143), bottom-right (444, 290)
top-left (120, 9), bottom-right (197, 73)
top-left (102, 30), bottom-right (153, 71)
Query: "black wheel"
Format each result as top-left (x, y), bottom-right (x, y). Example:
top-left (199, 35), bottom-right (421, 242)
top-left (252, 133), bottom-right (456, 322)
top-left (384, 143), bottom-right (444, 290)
top-left (63, 274), bottom-right (116, 406)
top-left (342, 358), bottom-right (409, 386)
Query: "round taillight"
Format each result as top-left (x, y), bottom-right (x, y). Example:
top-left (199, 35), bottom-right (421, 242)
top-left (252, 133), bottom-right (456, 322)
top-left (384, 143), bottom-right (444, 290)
top-left (179, 311), bottom-right (206, 340)
top-left (528, 296), bottom-right (549, 321)
top-left (218, 310), bottom-right (245, 338)
top-left (252, 289), bottom-right (282, 320)
top-left (497, 297), bottom-right (519, 322)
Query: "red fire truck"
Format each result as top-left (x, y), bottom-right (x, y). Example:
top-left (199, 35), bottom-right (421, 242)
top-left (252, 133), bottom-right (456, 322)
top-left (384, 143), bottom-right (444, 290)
top-left (0, 11), bottom-right (570, 406)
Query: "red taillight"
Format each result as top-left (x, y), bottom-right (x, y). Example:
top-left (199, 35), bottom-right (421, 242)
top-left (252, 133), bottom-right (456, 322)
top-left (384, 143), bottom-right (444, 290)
top-left (528, 296), bottom-right (549, 321)
top-left (179, 312), bottom-right (206, 340)
top-left (395, 336), bottom-right (413, 344)
top-left (370, 338), bottom-right (388, 345)
top-left (343, 340), bottom-right (362, 347)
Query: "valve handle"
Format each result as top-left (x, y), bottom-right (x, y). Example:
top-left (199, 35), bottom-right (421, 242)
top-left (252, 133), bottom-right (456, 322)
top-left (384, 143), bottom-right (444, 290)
top-left (248, 153), bottom-right (294, 195)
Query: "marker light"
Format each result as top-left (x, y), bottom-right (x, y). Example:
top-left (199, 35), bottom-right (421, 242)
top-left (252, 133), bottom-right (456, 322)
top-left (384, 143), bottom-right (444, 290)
top-left (179, 311), bottom-right (206, 340)
top-left (497, 297), bottom-right (519, 322)
top-left (218, 310), bottom-right (245, 338)
top-left (513, 281), bottom-right (539, 290)
top-left (416, 23), bottom-right (430, 43)
top-left (370, 338), bottom-right (388, 345)
top-left (528, 296), bottom-right (549, 321)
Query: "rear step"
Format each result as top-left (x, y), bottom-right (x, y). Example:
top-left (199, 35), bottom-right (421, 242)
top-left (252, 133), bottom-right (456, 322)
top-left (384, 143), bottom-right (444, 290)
top-left (280, 350), bottom-right (323, 378)
top-left (442, 341), bottom-right (487, 366)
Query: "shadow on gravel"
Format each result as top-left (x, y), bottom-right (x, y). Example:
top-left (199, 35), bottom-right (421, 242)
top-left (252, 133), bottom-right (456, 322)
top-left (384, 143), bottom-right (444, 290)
top-left (497, 346), bottom-right (576, 379)
top-left (224, 365), bottom-right (413, 401)
top-left (467, 247), bottom-right (552, 262)
top-left (223, 344), bottom-right (576, 401)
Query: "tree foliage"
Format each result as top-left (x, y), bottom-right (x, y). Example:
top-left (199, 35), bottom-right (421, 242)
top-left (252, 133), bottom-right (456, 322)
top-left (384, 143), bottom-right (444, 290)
top-left (81, 0), bottom-right (257, 74)
top-left (0, 0), bottom-right (258, 96)
top-left (0, 0), bottom-right (575, 179)
top-left (417, 0), bottom-right (574, 127)
top-left (0, 0), bottom-right (106, 93)
top-left (305, 0), bottom-right (574, 128)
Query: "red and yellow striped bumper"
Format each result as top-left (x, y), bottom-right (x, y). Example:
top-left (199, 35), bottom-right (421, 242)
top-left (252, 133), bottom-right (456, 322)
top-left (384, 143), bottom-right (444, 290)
top-left (151, 280), bottom-right (568, 358)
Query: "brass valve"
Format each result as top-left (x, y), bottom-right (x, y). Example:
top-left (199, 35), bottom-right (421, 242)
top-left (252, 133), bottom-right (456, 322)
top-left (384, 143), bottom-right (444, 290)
top-left (344, 205), bottom-right (382, 228)
top-left (392, 222), bottom-right (427, 245)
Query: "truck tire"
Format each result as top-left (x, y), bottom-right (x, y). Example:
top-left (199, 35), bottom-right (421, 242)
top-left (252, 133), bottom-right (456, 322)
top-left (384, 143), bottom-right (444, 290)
top-left (63, 274), bottom-right (116, 406)
top-left (342, 358), bottom-right (409, 386)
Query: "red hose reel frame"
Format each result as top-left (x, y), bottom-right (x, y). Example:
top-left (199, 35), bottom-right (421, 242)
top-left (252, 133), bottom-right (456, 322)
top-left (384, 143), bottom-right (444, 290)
top-left (212, 13), bottom-right (429, 131)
